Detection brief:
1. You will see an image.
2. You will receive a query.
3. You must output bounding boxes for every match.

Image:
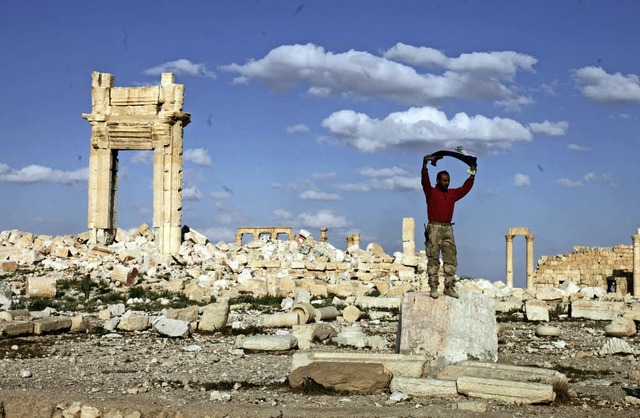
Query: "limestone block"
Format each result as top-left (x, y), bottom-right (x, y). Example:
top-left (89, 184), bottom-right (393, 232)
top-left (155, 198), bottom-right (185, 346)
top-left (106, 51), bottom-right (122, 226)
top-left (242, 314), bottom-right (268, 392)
top-left (292, 303), bottom-right (316, 324)
top-left (374, 280), bottom-right (390, 296)
top-left (342, 305), bottom-right (361, 322)
top-left (314, 306), bottom-right (339, 322)
top-left (154, 318), bottom-right (191, 338)
top-left (397, 291), bottom-right (498, 366)
top-left (571, 300), bottom-right (625, 320)
top-left (535, 325), bottom-right (561, 337)
top-left (599, 337), bottom-right (634, 355)
top-left (456, 376), bottom-right (555, 404)
top-left (0, 260), bottom-right (18, 273)
top-left (198, 300), bottom-right (229, 331)
top-left (291, 352), bottom-right (427, 378)
top-left (69, 315), bottom-right (87, 333)
top-left (111, 265), bottom-right (139, 286)
top-left (535, 290), bottom-right (564, 301)
top-left (495, 299), bottom-right (521, 313)
top-left (88, 245), bottom-right (113, 257)
top-left (25, 276), bottom-right (56, 299)
top-left (239, 335), bottom-right (298, 351)
top-left (166, 305), bottom-right (199, 322)
top-left (438, 361), bottom-right (568, 387)
top-left (0, 321), bottom-right (33, 337)
top-left (389, 376), bottom-right (457, 397)
top-left (0, 309), bottom-right (30, 321)
top-left (117, 311), bottom-right (150, 331)
top-left (289, 362), bottom-right (390, 394)
top-left (263, 312), bottom-right (300, 328)
top-left (604, 316), bottom-right (636, 337)
top-left (183, 282), bottom-right (208, 302)
top-left (33, 317), bottom-right (72, 335)
top-left (525, 299), bottom-right (549, 321)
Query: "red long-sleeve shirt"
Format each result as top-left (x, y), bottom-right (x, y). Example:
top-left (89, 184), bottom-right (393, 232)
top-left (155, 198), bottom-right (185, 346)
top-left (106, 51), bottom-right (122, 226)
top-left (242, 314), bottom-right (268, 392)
top-left (421, 165), bottom-right (474, 223)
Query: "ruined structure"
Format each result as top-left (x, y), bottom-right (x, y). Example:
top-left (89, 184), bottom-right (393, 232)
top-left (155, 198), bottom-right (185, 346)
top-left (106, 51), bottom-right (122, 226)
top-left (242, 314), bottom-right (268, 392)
top-left (235, 227), bottom-right (295, 246)
top-left (505, 227), bottom-right (535, 290)
top-left (82, 72), bottom-right (190, 255)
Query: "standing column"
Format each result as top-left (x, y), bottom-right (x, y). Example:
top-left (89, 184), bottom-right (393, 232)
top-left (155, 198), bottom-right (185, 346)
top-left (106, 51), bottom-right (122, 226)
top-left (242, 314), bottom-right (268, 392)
top-left (402, 218), bottom-right (417, 266)
top-left (526, 234), bottom-right (535, 290)
top-left (633, 233), bottom-right (640, 297)
top-left (505, 234), bottom-right (515, 288)
top-left (320, 228), bottom-right (328, 243)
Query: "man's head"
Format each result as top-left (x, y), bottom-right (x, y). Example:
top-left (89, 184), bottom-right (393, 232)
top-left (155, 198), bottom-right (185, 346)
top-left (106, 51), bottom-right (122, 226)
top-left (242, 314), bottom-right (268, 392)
top-left (436, 170), bottom-right (450, 191)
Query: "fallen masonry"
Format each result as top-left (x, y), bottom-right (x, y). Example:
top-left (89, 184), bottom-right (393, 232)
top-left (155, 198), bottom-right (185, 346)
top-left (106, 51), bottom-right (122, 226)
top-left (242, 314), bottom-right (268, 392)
top-left (1, 226), bottom-right (640, 416)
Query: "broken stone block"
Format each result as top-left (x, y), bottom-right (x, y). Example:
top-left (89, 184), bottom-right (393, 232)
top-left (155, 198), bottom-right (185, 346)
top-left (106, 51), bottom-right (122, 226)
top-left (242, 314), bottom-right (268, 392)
top-left (438, 361), bottom-right (568, 388)
top-left (88, 245), bottom-right (113, 257)
top-left (291, 302), bottom-right (315, 324)
top-left (0, 309), bottom-right (31, 321)
top-left (166, 305), bottom-right (199, 322)
top-left (69, 315), bottom-right (87, 333)
top-left (111, 265), bottom-right (139, 286)
top-left (289, 362), bottom-right (391, 394)
top-left (33, 317), bottom-right (72, 335)
top-left (604, 316), bottom-right (637, 337)
top-left (397, 291), bottom-right (497, 367)
top-left (342, 305), bottom-right (361, 322)
top-left (0, 260), bottom-right (18, 273)
top-left (535, 325), bottom-right (561, 337)
top-left (525, 299), bottom-right (549, 321)
top-left (571, 300), bottom-right (625, 320)
top-left (25, 276), bottom-right (57, 299)
top-left (314, 306), bottom-right (339, 322)
top-left (456, 376), bottom-right (555, 405)
top-left (599, 337), bottom-right (634, 355)
top-left (183, 282), bottom-right (208, 302)
top-left (354, 296), bottom-right (402, 310)
top-left (198, 300), bottom-right (229, 331)
top-left (333, 325), bottom-right (367, 348)
top-left (389, 376), bottom-right (457, 397)
top-left (154, 317), bottom-right (191, 338)
top-left (291, 352), bottom-right (428, 378)
top-left (117, 311), bottom-right (150, 331)
top-left (0, 321), bottom-right (33, 337)
top-left (239, 334), bottom-right (298, 351)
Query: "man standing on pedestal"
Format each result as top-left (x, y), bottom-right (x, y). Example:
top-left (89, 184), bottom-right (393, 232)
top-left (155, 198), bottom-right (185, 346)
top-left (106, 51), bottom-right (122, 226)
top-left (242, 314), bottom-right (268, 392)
top-left (422, 154), bottom-right (476, 299)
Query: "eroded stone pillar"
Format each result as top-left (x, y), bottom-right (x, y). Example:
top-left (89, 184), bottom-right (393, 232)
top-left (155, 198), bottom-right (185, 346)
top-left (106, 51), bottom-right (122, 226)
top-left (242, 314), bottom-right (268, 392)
top-left (526, 234), bottom-right (535, 290)
top-left (505, 234), bottom-right (514, 288)
top-left (320, 228), bottom-right (328, 243)
top-left (402, 218), bottom-right (416, 258)
top-left (633, 232), bottom-right (640, 297)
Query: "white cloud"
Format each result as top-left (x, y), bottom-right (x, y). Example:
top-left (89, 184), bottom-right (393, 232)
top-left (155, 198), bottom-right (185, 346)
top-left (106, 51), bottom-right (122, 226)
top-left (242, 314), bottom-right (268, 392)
top-left (273, 209), bottom-right (294, 221)
top-left (297, 209), bottom-right (351, 229)
top-left (557, 178), bottom-right (583, 188)
top-left (184, 148), bottom-right (212, 166)
top-left (514, 173), bottom-right (531, 187)
top-left (335, 176), bottom-right (420, 192)
top-left (286, 123), bottom-right (309, 134)
top-left (130, 151), bottom-right (154, 165)
top-left (144, 59), bottom-right (216, 78)
top-left (567, 143), bottom-right (590, 152)
top-left (573, 66), bottom-right (640, 104)
top-left (183, 185), bottom-right (202, 200)
top-left (528, 120), bottom-right (569, 137)
top-left (211, 190), bottom-right (233, 199)
top-left (299, 190), bottom-right (342, 201)
top-left (358, 166), bottom-right (408, 177)
top-left (311, 171), bottom-right (337, 180)
top-left (495, 95), bottom-right (534, 111)
top-left (321, 106), bottom-right (532, 153)
top-left (584, 172), bottom-right (617, 188)
top-left (0, 164), bottom-right (88, 184)
top-left (221, 43), bottom-right (536, 105)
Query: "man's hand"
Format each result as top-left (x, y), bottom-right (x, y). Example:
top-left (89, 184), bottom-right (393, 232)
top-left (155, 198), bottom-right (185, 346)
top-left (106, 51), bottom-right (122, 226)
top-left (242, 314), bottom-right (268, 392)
top-left (423, 154), bottom-right (431, 166)
top-left (469, 165), bottom-right (477, 177)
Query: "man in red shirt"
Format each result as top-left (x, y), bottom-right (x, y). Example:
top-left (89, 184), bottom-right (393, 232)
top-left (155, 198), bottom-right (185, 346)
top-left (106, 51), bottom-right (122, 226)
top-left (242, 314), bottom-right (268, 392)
top-left (422, 154), bottom-right (476, 299)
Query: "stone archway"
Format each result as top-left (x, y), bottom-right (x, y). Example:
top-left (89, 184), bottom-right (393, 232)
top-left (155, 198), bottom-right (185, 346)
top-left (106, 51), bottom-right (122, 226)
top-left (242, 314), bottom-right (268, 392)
top-left (505, 227), bottom-right (535, 289)
top-left (82, 72), bottom-right (190, 254)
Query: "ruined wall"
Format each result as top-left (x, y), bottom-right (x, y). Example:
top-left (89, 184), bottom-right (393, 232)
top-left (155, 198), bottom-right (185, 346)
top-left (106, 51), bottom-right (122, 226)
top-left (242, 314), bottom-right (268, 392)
top-left (535, 245), bottom-right (633, 290)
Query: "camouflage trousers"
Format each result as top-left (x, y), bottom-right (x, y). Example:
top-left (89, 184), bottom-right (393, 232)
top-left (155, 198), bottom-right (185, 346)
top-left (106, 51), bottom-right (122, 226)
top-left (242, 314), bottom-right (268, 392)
top-left (424, 222), bottom-right (457, 288)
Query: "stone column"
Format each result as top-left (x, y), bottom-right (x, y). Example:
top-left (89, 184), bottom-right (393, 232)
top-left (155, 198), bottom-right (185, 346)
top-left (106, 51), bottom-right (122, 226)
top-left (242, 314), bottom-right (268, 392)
top-left (526, 234), bottom-right (535, 290)
top-left (353, 233), bottom-right (361, 249)
top-left (505, 234), bottom-right (514, 288)
top-left (633, 233), bottom-right (640, 297)
top-left (320, 228), bottom-right (328, 243)
top-left (235, 232), bottom-right (243, 246)
top-left (402, 218), bottom-right (416, 258)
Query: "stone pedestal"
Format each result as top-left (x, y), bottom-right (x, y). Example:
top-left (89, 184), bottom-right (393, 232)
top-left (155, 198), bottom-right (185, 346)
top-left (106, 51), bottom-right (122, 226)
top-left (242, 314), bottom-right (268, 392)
top-left (397, 291), bottom-right (497, 370)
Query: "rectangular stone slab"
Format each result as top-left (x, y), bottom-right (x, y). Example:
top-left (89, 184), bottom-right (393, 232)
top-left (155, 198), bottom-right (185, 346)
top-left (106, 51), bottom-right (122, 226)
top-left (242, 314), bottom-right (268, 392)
top-left (438, 361), bottom-right (567, 385)
top-left (0, 321), bottom-right (34, 337)
top-left (33, 318), bottom-right (72, 335)
top-left (456, 376), bottom-right (555, 404)
top-left (571, 300), bottom-right (625, 320)
top-left (390, 376), bottom-right (457, 397)
top-left (292, 352), bottom-right (429, 378)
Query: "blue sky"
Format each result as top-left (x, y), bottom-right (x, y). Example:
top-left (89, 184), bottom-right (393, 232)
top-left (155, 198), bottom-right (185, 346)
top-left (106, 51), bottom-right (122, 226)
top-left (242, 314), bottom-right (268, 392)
top-left (1, 1), bottom-right (639, 287)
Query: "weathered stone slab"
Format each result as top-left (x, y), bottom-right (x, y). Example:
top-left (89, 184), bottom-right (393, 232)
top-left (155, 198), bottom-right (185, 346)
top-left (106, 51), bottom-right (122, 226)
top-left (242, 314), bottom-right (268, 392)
top-left (0, 321), bottom-right (34, 337)
top-left (525, 299), bottom-right (549, 321)
top-left (289, 362), bottom-right (391, 394)
top-left (291, 352), bottom-right (428, 378)
top-left (389, 376), bottom-right (457, 397)
top-left (354, 296), bottom-right (402, 310)
top-left (571, 300), bottom-right (625, 320)
top-left (166, 305), bottom-right (199, 322)
top-left (397, 291), bottom-right (497, 366)
top-left (605, 316), bottom-right (637, 337)
top-left (240, 335), bottom-right (297, 351)
top-left (25, 277), bottom-right (56, 299)
top-left (117, 311), bottom-right (150, 331)
top-left (456, 376), bottom-right (555, 404)
top-left (0, 309), bottom-right (31, 321)
top-left (153, 318), bottom-right (191, 338)
top-left (33, 317), bottom-right (72, 335)
top-left (438, 361), bottom-right (568, 386)
top-left (0, 260), bottom-right (18, 273)
top-left (198, 300), bottom-right (229, 331)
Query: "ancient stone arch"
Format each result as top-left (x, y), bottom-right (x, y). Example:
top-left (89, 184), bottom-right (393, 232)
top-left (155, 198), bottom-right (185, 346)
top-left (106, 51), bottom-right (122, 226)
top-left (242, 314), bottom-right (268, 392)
top-left (505, 227), bottom-right (535, 290)
top-left (82, 72), bottom-right (190, 254)
top-left (235, 227), bottom-right (295, 246)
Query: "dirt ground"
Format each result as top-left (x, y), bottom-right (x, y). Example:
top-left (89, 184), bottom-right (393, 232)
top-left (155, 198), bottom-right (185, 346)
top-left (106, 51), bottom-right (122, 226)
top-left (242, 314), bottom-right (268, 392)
top-left (1, 308), bottom-right (640, 418)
